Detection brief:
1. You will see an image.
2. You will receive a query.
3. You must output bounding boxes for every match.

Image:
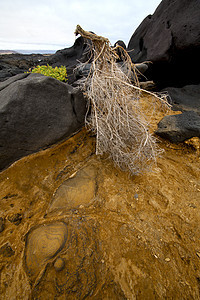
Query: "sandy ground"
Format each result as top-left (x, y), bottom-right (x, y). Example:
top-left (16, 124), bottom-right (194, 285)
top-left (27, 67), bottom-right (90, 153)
top-left (0, 125), bottom-right (199, 299)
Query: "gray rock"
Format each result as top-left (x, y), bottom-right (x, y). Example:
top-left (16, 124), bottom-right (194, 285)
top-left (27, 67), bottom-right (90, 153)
top-left (74, 63), bottom-right (92, 80)
top-left (0, 37), bottom-right (91, 84)
top-left (156, 111), bottom-right (200, 143)
top-left (0, 73), bottom-right (87, 170)
top-left (0, 73), bottom-right (28, 91)
top-left (135, 63), bottom-right (148, 75)
top-left (162, 84), bottom-right (200, 114)
top-left (140, 81), bottom-right (156, 91)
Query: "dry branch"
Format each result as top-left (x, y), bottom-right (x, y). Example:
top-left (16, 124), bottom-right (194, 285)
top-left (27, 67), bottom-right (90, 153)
top-left (75, 25), bottom-right (171, 175)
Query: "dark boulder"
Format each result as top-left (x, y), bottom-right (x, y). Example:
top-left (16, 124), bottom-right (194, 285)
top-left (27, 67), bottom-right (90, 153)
top-left (162, 84), bottom-right (200, 114)
top-left (0, 73), bottom-right (87, 171)
top-left (0, 73), bottom-right (28, 91)
top-left (156, 111), bottom-right (200, 143)
top-left (114, 40), bottom-right (126, 62)
top-left (114, 40), bottom-right (126, 49)
top-left (48, 36), bottom-right (92, 84)
top-left (49, 36), bottom-right (91, 68)
top-left (127, 0), bottom-right (200, 88)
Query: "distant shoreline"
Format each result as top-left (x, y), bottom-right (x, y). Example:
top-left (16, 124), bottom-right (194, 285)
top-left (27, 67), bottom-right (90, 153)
top-left (0, 49), bottom-right (56, 55)
top-left (0, 50), bottom-right (18, 55)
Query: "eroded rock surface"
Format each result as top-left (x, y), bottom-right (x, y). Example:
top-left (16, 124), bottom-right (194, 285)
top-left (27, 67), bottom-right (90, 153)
top-left (0, 124), bottom-right (200, 299)
top-left (24, 222), bottom-right (68, 282)
top-left (27, 218), bottom-right (107, 299)
top-left (49, 164), bottom-right (97, 213)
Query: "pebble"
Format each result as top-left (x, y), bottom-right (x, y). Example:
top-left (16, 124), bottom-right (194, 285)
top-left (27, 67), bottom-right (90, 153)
top-left (165, 258), bottom-right (171, 262)
top-left (54, 257), bottom-right (65, 271)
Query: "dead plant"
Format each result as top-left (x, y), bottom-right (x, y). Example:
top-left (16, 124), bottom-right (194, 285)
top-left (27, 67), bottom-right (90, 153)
top-left (75, 25), bottom-right (171, 175)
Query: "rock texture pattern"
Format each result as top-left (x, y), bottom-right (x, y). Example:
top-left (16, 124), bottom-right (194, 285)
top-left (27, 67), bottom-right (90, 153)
top-left (0, 73), bottom-right (86, 170)
top-left (25, 222), bottom-right (68, 283)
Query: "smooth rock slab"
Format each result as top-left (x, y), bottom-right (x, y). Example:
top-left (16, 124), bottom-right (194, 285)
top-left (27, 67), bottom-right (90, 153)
top-left (24, 222), bottom-right (68, 282)
top-left (48, 165), bottom-right (97, 213)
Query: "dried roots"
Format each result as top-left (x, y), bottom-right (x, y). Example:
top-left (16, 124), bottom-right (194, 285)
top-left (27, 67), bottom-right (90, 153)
top-left (75, 25), bottom-right (171, 175)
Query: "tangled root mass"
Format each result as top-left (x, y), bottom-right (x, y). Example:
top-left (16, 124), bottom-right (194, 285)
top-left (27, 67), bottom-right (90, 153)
top-left (75, 25), bottom-right (171, 175)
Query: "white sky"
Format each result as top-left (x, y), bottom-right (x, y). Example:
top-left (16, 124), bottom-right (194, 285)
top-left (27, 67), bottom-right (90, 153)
top-left (0, 0), bottom-right (161, 50)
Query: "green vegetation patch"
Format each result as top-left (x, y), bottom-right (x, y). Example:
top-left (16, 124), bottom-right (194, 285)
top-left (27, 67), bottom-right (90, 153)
top-left (28, 64), bottom-right (67, 82)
